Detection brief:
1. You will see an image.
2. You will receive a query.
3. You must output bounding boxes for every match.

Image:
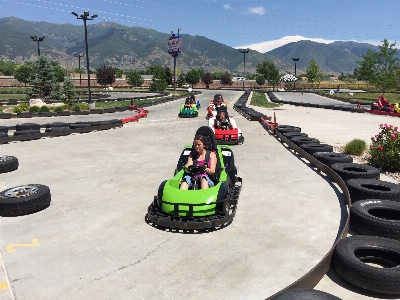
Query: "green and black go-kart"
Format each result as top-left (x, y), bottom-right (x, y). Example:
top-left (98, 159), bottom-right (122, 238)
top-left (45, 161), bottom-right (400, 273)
top-left (147, 126), bottom-right (242, 230)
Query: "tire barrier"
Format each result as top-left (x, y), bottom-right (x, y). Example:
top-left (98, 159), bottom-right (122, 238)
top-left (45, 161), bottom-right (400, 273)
top-left (0, 120), bottom-right (123, 144)
top-left (290, 137), bottom-right (320, 146)
top-left (332, 235), bottom-right (400, 294)
top-left (258, 122), bottom-right (351, 298)
top-left (233, 89), bottom-right (271, 121)
top-left (299, 143), bottom-right (333, 155)
top-left (350, 199), bottom-right (400, 240)
top-left (311, 152), bottom-right (353, 167)
top-left (330, 163), bottom-right (380, 183)
top-left (275, 125), bottom-right (301, 134)
top-left (273, 288), bottom-right (342, 300)
top-left (0, 184), bottom-right (51, 217)
top-left (347, 179), bottom-right (400, 203)
top-left (0, 155), bottom-right (19, 173)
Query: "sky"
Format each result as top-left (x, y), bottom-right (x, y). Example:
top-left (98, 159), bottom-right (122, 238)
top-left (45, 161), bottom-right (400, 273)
top-left (1, 0), bottom-right (399, 52)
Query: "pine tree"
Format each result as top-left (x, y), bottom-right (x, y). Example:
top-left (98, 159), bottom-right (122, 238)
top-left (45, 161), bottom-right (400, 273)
top-left (62, 77), bottom-right (76, 108)
top-left (27, 56), bottom-right (57, 101)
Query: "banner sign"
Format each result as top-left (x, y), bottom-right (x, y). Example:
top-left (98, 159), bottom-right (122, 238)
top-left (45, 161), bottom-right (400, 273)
top-left (168, 33), bottom-right (182, 57)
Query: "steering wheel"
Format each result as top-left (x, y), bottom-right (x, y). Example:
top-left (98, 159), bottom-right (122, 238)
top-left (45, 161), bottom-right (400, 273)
top-left (187, 165), bottom-right (206, 176)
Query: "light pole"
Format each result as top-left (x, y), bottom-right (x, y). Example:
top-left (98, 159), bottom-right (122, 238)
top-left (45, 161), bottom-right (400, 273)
top-left (238, 49), bottom-right (249, 90)
top-left (74, 53), bottom-right (85, 86)
top-left (30, 35), bottom-right (45, 56)
top-left (71, 11), bottom-right (98, 108)
top-left (292, 58), bottom-right (299, 90)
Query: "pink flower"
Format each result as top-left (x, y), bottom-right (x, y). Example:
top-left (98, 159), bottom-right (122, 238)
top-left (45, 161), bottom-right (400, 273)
top-left (371, 137), bottom-right (374, 140)
top-left (395, 126), bottom-right (398, 131)
top-left (380, 124), bottom-right (383, 126)
top-left (370, 145), bottom-right (374, 149)
top-left (379, 145), bottom-right (383, 150)
top-left (385, 125), bottom-right (390, 130)
top-left (391, 134), bottom-right (396, 140)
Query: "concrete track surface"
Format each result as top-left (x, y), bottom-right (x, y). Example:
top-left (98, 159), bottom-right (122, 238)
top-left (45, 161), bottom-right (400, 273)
top-left (0, 90), bottom-right (399, 300)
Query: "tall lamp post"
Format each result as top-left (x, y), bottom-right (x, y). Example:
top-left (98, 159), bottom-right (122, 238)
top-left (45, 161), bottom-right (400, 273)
top-left (238, 49), bottom-right (250, 90)
top-left (30, 35), bottom-right (45, 56)
top-left (292, 58), bottom-right (299, 90)
top-left (74, 53), bottom-right (85, 86)
top-left (71, 11), bottom-right (98, 108)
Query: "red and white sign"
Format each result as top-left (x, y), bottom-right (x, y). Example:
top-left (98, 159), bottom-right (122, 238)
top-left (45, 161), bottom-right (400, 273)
top-left (168, 37), bottom-right (182, 53)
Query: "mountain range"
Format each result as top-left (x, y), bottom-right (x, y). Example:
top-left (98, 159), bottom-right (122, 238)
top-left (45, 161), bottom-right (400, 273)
top-left (0, 16), bottom-right (396, 76)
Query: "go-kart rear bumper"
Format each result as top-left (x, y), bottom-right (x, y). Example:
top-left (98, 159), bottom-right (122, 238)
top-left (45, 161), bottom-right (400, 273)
top-left (179, 112), bottom-right (198, 118)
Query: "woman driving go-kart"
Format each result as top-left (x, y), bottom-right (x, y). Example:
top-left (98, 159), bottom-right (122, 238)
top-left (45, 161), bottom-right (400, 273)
top-left (180, 135), bottom-right (217, 190)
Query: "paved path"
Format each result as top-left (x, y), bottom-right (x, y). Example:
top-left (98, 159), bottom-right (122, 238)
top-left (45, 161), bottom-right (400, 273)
top-left (0, 90), bottom-right (398, 300)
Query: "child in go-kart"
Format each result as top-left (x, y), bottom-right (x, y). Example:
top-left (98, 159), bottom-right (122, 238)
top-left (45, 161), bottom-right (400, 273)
top-left (215, 111), bottom-right (233, 130)
top-left (180, 135), bottom-right (217, 190)
top-left (184, 97), bottom-right (193, 110)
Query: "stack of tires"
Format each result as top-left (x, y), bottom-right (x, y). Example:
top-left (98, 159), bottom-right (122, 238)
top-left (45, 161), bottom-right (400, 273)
top-left (0, 126), bottom-right (8, 138)
top-left (14, 123), bottom-right (41, 136)
top-left (275, 124), bottom-right (400, 296)
top-left (0, 155), bottom-right (51, 217)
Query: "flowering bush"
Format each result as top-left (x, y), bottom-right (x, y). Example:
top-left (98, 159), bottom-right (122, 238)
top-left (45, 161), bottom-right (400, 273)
top-left (368, 124), bottom-right (400, 171)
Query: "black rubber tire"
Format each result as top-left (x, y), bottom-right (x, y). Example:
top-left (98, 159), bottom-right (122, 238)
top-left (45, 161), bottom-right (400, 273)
top-left (0, 132), bottom-right (8, 138)
top-left (299, 143), bottom-right (333, 154)
top-left (15, 123), bottom-right (40, 131)
top-left (45, 122), bottom-right (70, 129)
top-left (45, 127), bottom-right (71, 132)
top-left (90, 121), bottom-right (111, 126)
top-left (69, 123), bottom-right (92, 129)
top-left (0, 155), bottom-right (19, 173)
top-left (332, 235), bottom-right (400, 294)
top-left (14, 129), bottom-right (41, 136)
top-left (346, 179), bottom-right (400, 202)
top-left (275, 125), bottom-right (301, 133)
top-left (107, 119), bottom-right (123, 124)
top-left (273, 288), bottom-right (342, 300)
top-left (0, 184), bottom-right (51, 217)
top-left (312, 152), bottom-right (353, 167)
top-left (290, 137), bottom-right (320, 146)
top-left (0, 126), bottom-right (8, 133)
top-left (331, 163), bottom-right (380, 182)
top-left (351, 199), bottom-right (400, 240)
top-left (282, 132), bottom-right (308, 140)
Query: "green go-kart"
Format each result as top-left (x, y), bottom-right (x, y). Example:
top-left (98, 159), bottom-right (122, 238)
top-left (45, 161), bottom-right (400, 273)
top-left (147, 126), bottom-right (242, 230)
top-left (178, 98), bottom-right (198, 118)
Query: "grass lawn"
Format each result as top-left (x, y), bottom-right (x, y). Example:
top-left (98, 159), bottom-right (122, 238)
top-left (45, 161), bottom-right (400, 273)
top-left (317, 91), bottom-right (400, 104)
top-left (250, 91), bottom-right (280, 108)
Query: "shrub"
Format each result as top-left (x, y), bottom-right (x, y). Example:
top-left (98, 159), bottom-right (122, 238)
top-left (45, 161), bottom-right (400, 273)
top-left (29, 106), bottom-right (40, 113)
top-left (39, 105), bottom-right (50, 112)
top-left (368, 124), bottom-right (400, 171)
top-left (79, 103), bottom-right (91, 111)
top-left (71, 104), bottom-right (81, 112)
top-left (343, 139), bottom-right (367, 156)
top-left (53, 105), bottom-right (65, 113)
top-left (13, 103), bottom-right (29, 113)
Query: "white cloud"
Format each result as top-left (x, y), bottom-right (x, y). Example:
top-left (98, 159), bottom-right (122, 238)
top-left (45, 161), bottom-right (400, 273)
top-left (235, 35), bottom-right (343, 53)
top-left (249, 7), bottom-right (265, 15)
top-left (223, 4), bottom-right (231, 10)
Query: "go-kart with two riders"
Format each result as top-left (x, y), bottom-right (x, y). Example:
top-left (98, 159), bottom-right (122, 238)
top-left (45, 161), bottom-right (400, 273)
top-left (209, 106), bottom-right (244, 145)
top-left (147, 126), bottom-right (242, 230)
top-left (179, 95), bottom-right (198, 118)
top-left (206, 94), bottom-right (227, 119)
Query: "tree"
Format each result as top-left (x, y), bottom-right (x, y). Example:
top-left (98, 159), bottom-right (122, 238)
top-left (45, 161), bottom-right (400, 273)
top-left (177, 74), bottom-right (186, 88)
top-left (306, 59), bottom-right (321, 90)
top-left (53, 65), bottom-right (65, 83)
top-left (113, 67), bottom-right (123, 78)
top-left (357, 39), bottom-right (399, 93)
top-left (220, 71), bottom-right (233, 86)
top-left (212, 71), bottom-right (224, 80)
top-left (126, 70), bottom-right (144, 87)
top-left (164, 66), bottom-right (173, 85)
top-left (73, 67), bottom-right (85, 74)
top-left (0, 60), bottom-right (16, 76)
top-left (149, 65), bottom-right (167, 91)
top-left (201, 72), bottom-right (213, 88)
top-left (27, 56), bottom-right (57, 100)
top-left (256, 61), bottom-right (280, 90)
top-left (13, 63), bottom-right (33, 86)
top-left (61, 77), bottom-right (76, 108)
top-left (255, 74), bottom-right (265, 87)
top-left (96, 65), bottom-right (116, 87)
top-left (185, 69), bottom-right (201, 88)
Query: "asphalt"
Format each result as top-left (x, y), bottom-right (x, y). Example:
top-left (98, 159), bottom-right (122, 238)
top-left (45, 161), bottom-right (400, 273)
top-left (0, 90), bottom-right (399, 300)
